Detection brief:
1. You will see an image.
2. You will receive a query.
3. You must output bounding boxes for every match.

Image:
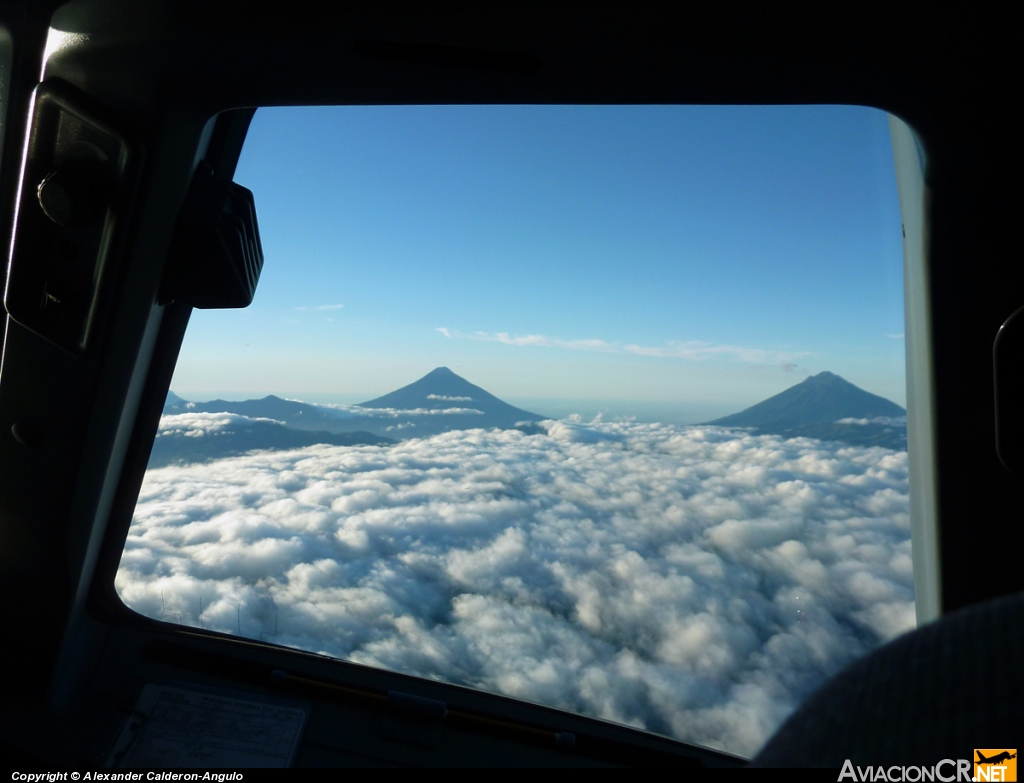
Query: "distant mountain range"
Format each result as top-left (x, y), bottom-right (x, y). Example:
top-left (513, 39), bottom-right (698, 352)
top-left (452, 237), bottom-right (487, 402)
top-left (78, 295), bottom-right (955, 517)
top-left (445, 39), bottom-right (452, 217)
top-left (156, 368), bottom-right (543, 466)
top-left (163, 367), bottom-right (543, 440)
top-left (707, 371), bottom-right (907, 449)
top-left (155, 368), bottom-right (907, 467)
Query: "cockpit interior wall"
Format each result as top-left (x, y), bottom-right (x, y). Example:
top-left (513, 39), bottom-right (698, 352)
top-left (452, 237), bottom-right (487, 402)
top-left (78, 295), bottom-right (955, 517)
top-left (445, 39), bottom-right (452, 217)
top-left (0, 1), bottom-right (1018, 767)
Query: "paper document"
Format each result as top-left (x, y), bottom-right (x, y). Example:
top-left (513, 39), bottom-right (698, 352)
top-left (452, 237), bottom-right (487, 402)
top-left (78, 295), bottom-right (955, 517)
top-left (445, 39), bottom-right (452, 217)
top-left (108, 683), bottom-right (308, 768)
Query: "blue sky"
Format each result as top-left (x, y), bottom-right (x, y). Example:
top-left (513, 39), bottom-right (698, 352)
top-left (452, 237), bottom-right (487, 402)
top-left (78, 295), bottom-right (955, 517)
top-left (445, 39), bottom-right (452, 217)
top-left (171, 104), bottom-right (905, 421)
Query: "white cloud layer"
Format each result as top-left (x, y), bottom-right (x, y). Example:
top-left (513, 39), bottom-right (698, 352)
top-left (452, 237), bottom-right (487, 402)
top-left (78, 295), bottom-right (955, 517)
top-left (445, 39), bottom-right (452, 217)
top-left (836, 416), bottom-right (907, 427)
top-left (285, 401), bottom-right (485, 418)
top-left (436, 327), bottom-right (808, 365)
top-left (157, 412), bottom-right (286, 436)
top-left (117, 421), bottom-right (913, 757)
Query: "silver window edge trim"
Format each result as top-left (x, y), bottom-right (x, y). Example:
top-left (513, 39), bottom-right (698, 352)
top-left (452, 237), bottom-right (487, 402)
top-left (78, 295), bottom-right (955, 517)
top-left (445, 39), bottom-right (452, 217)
top-left (889, 113), bottom-right (940, 625)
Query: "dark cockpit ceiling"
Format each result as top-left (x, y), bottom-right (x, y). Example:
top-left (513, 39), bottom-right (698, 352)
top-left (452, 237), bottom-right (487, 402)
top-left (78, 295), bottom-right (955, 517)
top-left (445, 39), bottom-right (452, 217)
top-left (31, 5), bottom-right (997, 115)
top-left (0, 1), bottom-right (1019, 768)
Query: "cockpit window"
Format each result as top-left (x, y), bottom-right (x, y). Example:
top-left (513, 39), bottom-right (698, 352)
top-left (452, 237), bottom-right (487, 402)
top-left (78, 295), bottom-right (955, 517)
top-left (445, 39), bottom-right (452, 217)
top-left (116, 105), bottom-right (911, 757)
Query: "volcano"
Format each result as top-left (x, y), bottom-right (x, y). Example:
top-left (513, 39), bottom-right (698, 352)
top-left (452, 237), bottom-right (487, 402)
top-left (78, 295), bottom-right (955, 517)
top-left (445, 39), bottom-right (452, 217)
top-left (708, 372), bottom-right (907, 449)
top-left (358, 366), bottom-right (542, 428)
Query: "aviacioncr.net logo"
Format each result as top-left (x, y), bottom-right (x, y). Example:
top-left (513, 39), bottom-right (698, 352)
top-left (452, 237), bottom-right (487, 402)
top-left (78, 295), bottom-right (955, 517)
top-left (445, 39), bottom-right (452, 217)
top-left (839, 759), bottom-right (973, 782)
top-left (973, 750), bottom-right (1017, 782)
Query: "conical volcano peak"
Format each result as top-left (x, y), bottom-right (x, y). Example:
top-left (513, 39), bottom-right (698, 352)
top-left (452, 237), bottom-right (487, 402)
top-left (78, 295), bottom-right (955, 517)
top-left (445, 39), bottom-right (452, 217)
top-left (360, 367), bottom-right (487, 407)
top-left (797, 371), bottom-right (860, 391)
top-left (802, 371), bottom-right (845, 384)
top-left (357, 368), bottom-right (542, 425)
top-left (706, 372), bottom-right (906, 449)
top-left (426, 366), bottom-right (455, 376)
top-left (709, 372), bottom-right (905, 429)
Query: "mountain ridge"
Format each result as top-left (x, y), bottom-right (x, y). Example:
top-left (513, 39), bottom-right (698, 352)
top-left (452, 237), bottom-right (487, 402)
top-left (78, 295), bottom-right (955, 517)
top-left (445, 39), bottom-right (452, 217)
top-left (164, 367), bottom-right (544, 442)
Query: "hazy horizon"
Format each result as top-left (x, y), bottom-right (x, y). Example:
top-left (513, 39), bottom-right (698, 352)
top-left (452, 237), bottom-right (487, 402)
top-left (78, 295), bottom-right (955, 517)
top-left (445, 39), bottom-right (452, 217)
top-left (165, 389), bottom-right (743, 426)
top-left (167, 364), bottom-right (906, 427)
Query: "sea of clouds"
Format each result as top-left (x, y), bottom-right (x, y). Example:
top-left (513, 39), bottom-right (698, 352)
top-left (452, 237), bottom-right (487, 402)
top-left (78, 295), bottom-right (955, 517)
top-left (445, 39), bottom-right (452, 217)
top-left (116, 417), bottom-right (913, 757)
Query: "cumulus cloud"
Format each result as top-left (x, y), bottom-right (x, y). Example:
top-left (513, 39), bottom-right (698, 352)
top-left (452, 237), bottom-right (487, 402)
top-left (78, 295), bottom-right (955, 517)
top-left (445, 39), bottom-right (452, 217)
top-left (436, 327), bottom-right (807, 365)
top-left (295, 402), bottom-right (485, 419)
top-left (157, 412), bottom-right (286, 437)
top-left (836, 416), bottom-right (907, 427)
top-left (117, 422), bottom-right (913, 757)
